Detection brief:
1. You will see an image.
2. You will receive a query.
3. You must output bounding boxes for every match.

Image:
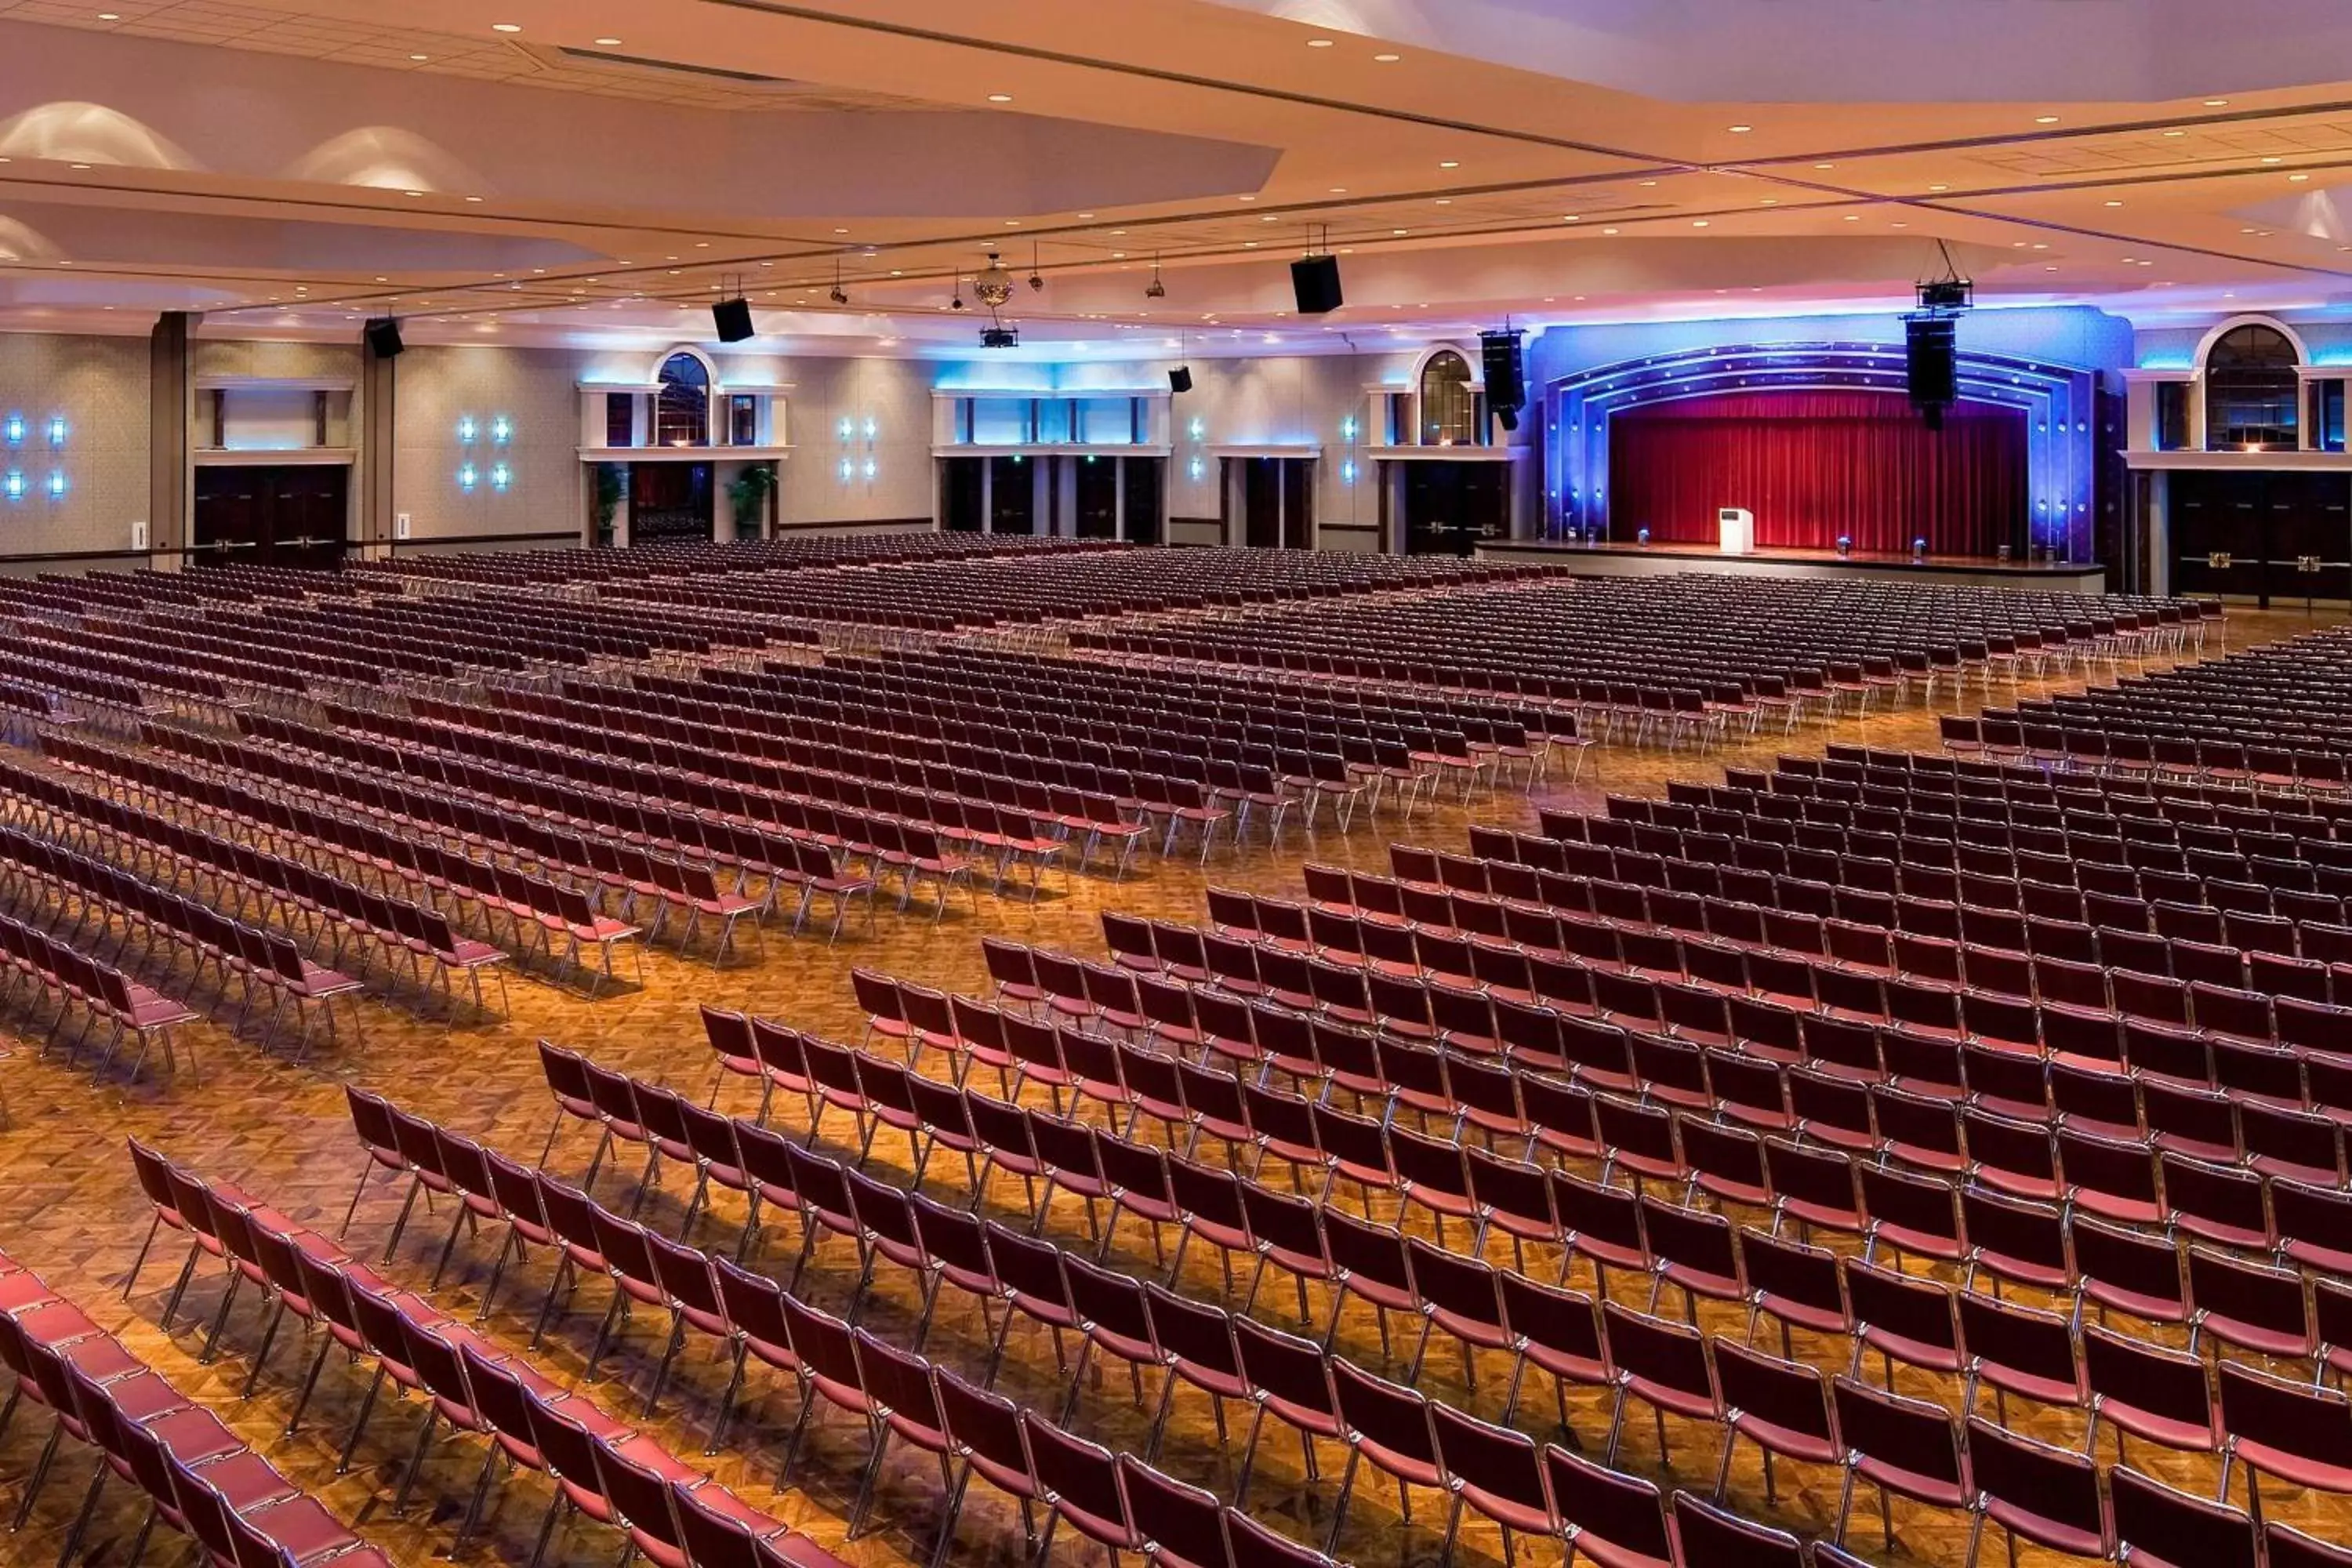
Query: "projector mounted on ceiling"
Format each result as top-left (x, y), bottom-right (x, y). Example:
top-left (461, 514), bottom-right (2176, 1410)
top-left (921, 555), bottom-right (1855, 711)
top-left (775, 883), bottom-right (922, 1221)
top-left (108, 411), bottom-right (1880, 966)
top-left (981, 326), bottom-right (1019, 348)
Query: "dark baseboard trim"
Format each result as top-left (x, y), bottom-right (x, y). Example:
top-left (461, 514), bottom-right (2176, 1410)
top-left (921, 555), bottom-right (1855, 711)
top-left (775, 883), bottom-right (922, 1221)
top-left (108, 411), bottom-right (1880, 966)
top-left (0, 547), bottom-right (172, 566)
top-left (768, 517), bottom-right (932, 532)
top-left (392, 528), bottom-right (583, 550)
top-left (1320, 524), bottom-right (1380, 532)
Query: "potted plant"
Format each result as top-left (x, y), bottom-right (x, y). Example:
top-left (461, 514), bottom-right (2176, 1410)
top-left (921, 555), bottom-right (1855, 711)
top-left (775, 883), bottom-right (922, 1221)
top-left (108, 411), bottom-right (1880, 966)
top-left (593, 463), bottom-right (624, 548)
top-left (727, 462), bottom-right (777, 539)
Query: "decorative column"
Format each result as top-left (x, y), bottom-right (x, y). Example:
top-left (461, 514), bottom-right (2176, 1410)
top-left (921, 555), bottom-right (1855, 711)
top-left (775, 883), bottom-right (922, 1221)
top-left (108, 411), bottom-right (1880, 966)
top-left (358, 331), bottom-right (397, 557)
top-left (147, 311), bottom-right (194, 568)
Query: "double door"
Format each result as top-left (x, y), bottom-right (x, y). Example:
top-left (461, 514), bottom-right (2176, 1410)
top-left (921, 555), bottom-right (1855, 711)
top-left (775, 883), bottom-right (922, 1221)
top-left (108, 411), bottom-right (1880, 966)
top-left (2170, 470), bottom-right (2351, 604)
top-left (192, 464), bottom-right (348, 570)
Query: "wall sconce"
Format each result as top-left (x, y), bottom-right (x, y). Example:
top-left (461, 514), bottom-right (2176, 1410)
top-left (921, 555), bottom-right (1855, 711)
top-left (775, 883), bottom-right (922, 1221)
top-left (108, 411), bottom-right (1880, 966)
top-left (2, 470), bottom-right (22, 501)
top-left (837, 417), bottom-right (855, 441)
top-left (1341, 460), bottom-right (1357, 484)
top-left (862, 459), bottom-right (877, 480)
top-left (838, 457), bottom-right (854, 482)
top-left (45, 416), bottom-right (66, 448)
top-left (45, 471), bottom-right (67, 500)
top-left (1188, 457), bottom-right (1204, 481)
top-left (2, 416), bottom-right (22, 448)
top-left (492, 416), bottom-right (513, 445)
top-left (1189, 418), bottom-right (1205, 441)
top-left (1340, 416), bottom-right (1357, 440)
top-left (457, 416), bottom-right (477, 443)
top-left (458, 463), bottom-right (479, 492)
top-left (862, 417), bottom-right (878, 439)
top-left (490, 463), bottom-right (512, 493)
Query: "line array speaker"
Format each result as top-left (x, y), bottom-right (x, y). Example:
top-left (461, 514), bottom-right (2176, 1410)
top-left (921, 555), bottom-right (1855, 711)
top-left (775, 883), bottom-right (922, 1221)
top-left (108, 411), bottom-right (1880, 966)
top-left (1906, 314), bottom-right (1958, 422)
top-left (713, 297), bottom-right (756, 343)
top-left (1290, 254), bottom-right (1343, 314)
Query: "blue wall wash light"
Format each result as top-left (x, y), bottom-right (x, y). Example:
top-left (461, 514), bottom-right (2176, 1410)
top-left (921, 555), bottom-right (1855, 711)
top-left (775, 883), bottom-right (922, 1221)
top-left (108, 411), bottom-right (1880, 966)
top-left (491, 416), bottom-right (512, 445)
top-left (45, 417), bottom-right (67, 448)
top-left (489, 463), bottom-right (512, 493)
top-left (2, 471), bottom-right (22, 501)
top-left (458, 463), bottom-right (478, 493)
top-left (45, 471), bottom-right (67, 500)
top-left (2, 415), bottom-right (24, 448)
top-left (457, 416), bottom-right (477, 444)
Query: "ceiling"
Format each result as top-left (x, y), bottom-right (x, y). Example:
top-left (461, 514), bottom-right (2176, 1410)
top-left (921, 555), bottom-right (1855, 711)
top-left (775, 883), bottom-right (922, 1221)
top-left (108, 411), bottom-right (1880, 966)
top-left (5, 0), bottom-right (2352, 356)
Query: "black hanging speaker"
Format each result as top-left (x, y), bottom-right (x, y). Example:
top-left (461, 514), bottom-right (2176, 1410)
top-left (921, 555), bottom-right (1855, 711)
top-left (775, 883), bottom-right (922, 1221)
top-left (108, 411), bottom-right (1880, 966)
top-left (1480, 329), bottom-right (1526, 415)
top-left (1168, 365), bottom-right (1192, 394)
top-left (713, 297), bottom-right (756, 343)
top-left (1290, 255), bottom-right (1343, 315)
top-left (1906, 314), bottom-right (1958, 417)
top-left (363, 317), bottom-right (404, 358)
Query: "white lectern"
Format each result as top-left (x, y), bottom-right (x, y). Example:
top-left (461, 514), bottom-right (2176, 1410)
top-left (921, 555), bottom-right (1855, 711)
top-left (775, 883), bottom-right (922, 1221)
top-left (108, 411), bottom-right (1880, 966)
top-left (1716, 507), bottom-right (1755, 556)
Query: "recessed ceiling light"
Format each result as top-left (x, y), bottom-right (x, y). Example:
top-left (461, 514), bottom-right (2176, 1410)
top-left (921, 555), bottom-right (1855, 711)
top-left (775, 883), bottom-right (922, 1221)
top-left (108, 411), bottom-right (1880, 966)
top-left (1759, 198), bottom-right (1778, 205)
top-left (1439, 161), bottom-right (1459, 169)
top-left (833, 227), bottom-right (848, 234)
top-left (1243, 241), bottom-right (1258, 248)
top-left (1842, 213), bottom-right (1860, 220)
top-left (408, 53), bottom-right (429, 61)
top-left (464, 194), bottom-right (484, 202)
top-left (2262, 155), bottom-right (2282, 164)
top-left (1563, 215), bottom-right (1581, 221)
top-left (69, 163), bottom-right (89, 170)
top-left (987, 93), bottom-right (1013, 103)
top-left (1432, 199), bottom-right (1450, 206)
top-left (695, 241), bottom-right (710, 247)
top-left (2162, 129), bottom-right (2186, 137)
top-left (1814, 162), bottom-right (1835, 170)
top-left (374, 276), bottom-right (387, 282)
top-left (1238, 194), bottom-right (1256, 201)
top-left (1005, 220), bottom-right (1020, 225)
top-left (2205, 98), bottom-right (2229, 107)
top-left (2292, 172), bottom-right (2312, 181)
top-left (1077, 212), bottom-right (1094, 219)
top-left (2034, 114), bottom-right (2060, 124)
top-left (1305, 37), bottom-right (1334, 47)
top-left (404, 190), bottom-right (423, 197)
top-left (593, 37), bottom-right (622, 45)
top-left (1727, 124), bottom-right (1752, 133)
top-left (1691, 220), bottom-right (1709, 227)
top-left (1927, 183), bottom-right (1948, 191)
top-left (1601, 227), bottom-right (1619, 234)
top-left (1891, 221), bottom-right (1907, 228)
top-left (2032, 242), bottom-right (2049, 249)
top-left (492, 22), bottom-right (521, 32)
top-left (2104, 199), bottom-right (2124, 206)
top-left (96, 9), bottom-right (118, 17)
top-left (2045, 264), bottom-right (2059, 271)
top-left (1329, 187), bottom-right (1347, 194)
top-left (1392, 228), bottom-right (1409, 235)
top-left (1372, 53), bottom-right (1400, 62)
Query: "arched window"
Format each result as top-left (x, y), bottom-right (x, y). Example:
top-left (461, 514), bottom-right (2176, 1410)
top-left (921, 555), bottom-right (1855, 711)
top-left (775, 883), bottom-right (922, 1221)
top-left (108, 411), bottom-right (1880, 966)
top-left (1419, 350), bottom-right (1479, 445)
top-left (2205, 324), bottom-right (2299, 450)
top-left (655, 352), bottom-right (710, 447)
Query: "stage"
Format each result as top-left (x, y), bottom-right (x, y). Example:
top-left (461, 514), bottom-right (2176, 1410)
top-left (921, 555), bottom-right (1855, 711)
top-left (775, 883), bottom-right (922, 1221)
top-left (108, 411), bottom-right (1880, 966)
top-left (1477, 538), bottom-right (2107, 593)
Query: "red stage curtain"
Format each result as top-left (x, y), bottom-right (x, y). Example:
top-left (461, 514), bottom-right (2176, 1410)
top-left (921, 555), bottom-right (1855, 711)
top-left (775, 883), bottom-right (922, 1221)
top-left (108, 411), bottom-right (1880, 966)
top-left (1607, 390), bottom-right (2026, 555)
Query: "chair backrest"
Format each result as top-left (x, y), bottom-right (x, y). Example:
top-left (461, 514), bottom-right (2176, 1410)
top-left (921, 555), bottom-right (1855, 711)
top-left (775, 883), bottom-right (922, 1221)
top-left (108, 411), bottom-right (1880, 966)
top-left (1330, 1359), bottom-right (1437, 1470)
top-left (1116, 1455), bottom-right (1227, 1568)
top-left (2111, 1466), bottom-right (2258, 1568)
top-left (1966, 1416), bottom-right (2107, 1556)
top-left (1712, 1338), bottom-right (1835, 1447)
top-left (2268, 1520), bottom-right (2352, 1568)
top-left (1672, 1490), bottom-right (1806, 1568)
top-left (935, 1364), bottom-right (1032, 1490)
top-left (1832, 1376), bottom-right (1964, 1491)
top-left (1022, 1412), bottom-right (1131, 1547)
top-left (2218, 1361), bottom-right (2352, 1477)
top-left (1544, 1442), bottom-right (1672, 1564)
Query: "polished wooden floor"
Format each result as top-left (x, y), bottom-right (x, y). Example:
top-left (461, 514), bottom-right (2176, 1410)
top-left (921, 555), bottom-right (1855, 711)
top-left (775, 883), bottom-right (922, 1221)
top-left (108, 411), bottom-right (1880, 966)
top-left (0, 607), bottom-right (2344, 1568)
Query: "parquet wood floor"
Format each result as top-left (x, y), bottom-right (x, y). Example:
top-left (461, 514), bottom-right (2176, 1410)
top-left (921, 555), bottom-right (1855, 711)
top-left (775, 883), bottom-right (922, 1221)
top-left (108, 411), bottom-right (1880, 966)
top-left (0, 607), bottom-right (2343, 1568)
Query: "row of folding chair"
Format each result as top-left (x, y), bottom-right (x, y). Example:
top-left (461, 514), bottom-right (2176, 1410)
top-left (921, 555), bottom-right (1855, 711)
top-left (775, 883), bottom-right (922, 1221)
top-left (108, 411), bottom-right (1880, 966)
top-left (122, 1138), bottom-right (841, 1568)
top-left (0, 1243), bottom-right (392, 1567)
top-left (0, 754), bottom-right (499, 1022)
top-left (0, 860), bottom-right (201, 1083)
top-left (532, 1046), bottom-right (2222, 1568)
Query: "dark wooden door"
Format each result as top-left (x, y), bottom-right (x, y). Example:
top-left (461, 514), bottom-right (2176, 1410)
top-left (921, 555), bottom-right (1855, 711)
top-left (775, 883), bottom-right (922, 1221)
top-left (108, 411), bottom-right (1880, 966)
top-left (2172, 470), bottom-right (2351, 604)
top-left (1280, 459), bottom-right (1314, 549)
top-left (940, 457), bottom-right (984, 533)
top-left (1121, 458), bottom-right (1163, 545)
top-left (192, 465), bottom-right (348, 570)
top-left (989, 457), bottom-right (1035, 535)
top-left (1403, 460), bottom-right (1507, 556)
top-left (1074, 455), bottom-right (1119, 538)
top-left (1243, 459), bottom-right (1282, 548)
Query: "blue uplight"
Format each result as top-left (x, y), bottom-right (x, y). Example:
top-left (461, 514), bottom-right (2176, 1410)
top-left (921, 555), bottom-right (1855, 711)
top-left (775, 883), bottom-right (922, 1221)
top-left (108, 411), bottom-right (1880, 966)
top-left (458, 463), bottom-right (478, 492)
top-left (45, 471), bottom-right (66, 500)
top-left (45, 417), bottom-right (66, 448)
top-left (1, 471), bottom-right (22, 501)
